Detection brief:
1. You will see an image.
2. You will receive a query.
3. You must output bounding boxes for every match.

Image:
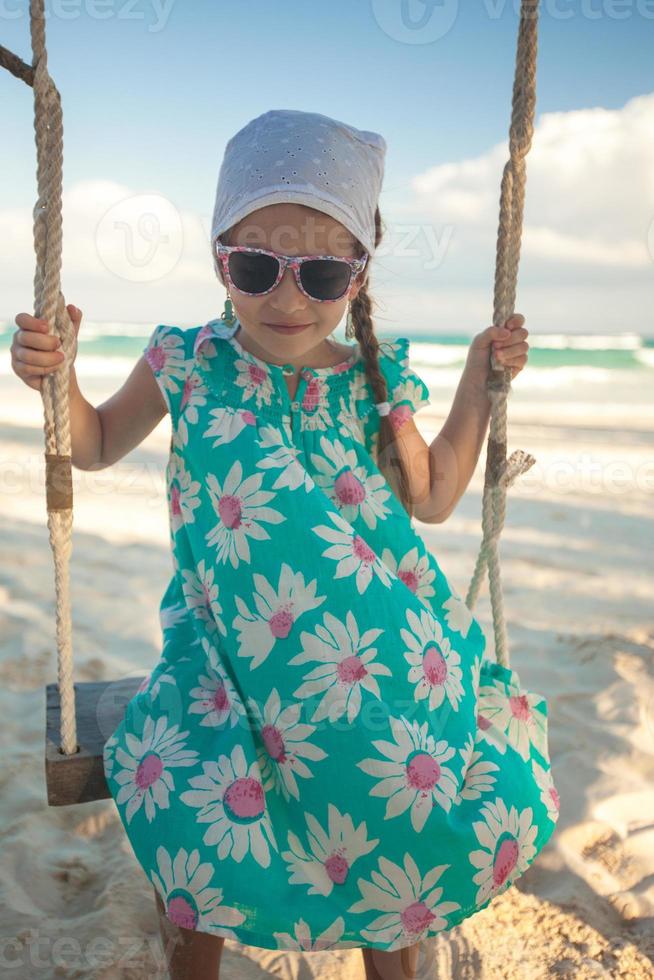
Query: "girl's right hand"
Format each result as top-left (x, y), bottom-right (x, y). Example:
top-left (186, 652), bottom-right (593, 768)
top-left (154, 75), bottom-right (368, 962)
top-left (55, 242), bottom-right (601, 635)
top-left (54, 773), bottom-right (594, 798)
top-left (11, 304), bottom-right (83, 391)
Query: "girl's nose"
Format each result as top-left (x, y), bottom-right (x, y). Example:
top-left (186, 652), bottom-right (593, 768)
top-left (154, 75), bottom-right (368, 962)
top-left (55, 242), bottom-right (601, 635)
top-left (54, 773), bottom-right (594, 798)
top-left (270, 265), bottom-right (307, 307)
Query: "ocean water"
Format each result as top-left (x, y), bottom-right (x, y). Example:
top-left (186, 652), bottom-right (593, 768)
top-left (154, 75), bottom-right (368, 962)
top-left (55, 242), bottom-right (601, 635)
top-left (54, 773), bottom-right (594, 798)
top-left (2, 322), bottom-right (653, 418)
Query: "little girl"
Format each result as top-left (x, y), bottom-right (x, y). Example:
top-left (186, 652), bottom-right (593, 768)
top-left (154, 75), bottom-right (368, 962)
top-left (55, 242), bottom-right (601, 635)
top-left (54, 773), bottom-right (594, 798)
top-left (12, 109), bottom-right (557, 980)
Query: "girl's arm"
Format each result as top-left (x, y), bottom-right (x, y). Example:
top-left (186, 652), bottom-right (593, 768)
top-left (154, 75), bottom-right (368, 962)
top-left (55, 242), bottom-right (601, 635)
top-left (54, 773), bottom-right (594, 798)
top-left (392, 370), bottom-right (491, 524)
top-left (392, 315), bottom-right (529, 523)
top-left (11, 307), bottom-right (168, 471)
top-left (75, 357), bottom-right (167, 470)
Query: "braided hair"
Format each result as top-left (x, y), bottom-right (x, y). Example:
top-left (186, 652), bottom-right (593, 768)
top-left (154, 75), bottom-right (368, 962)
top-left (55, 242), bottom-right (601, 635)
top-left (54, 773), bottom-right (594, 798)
top-left (351, 207), bottom-right (415, 517)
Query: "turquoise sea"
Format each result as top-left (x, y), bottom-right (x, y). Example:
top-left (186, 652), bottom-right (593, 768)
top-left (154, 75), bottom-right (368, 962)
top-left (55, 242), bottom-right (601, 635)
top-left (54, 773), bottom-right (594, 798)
top-left (2, 323), bottom-right (653, 415)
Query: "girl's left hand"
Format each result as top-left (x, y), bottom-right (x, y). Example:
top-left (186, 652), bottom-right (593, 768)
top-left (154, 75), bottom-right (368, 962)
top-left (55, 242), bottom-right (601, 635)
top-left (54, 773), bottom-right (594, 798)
top-left (465, 313), bottom-right (530, 383)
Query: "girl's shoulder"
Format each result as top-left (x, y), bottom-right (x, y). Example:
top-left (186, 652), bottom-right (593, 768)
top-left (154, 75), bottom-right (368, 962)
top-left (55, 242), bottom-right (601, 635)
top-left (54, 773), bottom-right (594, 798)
top-left (373, 336), bottom-right (432, 425)
top-left (142, 322), bottom-right (211, 361)
top-left (142, 323), bottom-right (205, 421)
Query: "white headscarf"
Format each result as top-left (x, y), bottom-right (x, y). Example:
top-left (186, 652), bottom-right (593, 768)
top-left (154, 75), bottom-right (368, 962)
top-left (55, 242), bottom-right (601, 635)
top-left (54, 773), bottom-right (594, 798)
top-left (210, 108), bottom-right (386, 275)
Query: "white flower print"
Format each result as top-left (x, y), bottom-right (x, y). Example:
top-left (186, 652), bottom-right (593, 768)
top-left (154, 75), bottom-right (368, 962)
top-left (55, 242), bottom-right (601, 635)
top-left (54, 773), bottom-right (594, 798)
top-left (176, 373), bottom-right (209, 448)
top-left (290, 609), bottom-right (391, 724)
top-left (310, 436), bottom-right (392, 530)
top-left (256, 425), bottom-right (316, 493)
top-left (180, 558), bottom-right (228, 638)
top-left (273, 916), bottom-right (360, 952)
top-left (348, 368), bottom-right (372, 412)
top-left (144, 326), bottom-right (186, 403)
top-left (233, 355), bottom-right (275, 410)
top-left (468, 796), bottom-right (538, 905)
top-left (203, 405), bottom-right (259, 449)
top-left (380, 339), bottom-right (405, 361)
top-left (368, 428), bottom-right (381, 465)
top-left (470, 653), bottom-right (482, 700)
top-left (246, 688), bottom-right (327, 801)
top-left (103, 731), bottom-right (119, 780)
top-left (151, 845), bottom-right (246, 936)
top-left (282, 803), bottom-right (379, 897)
top-left (477, 674), bottom-right (548, 763)
top-left (357, 715), bottom-right (459, 830)
top-left (381, 546), bottom-right (436, 605)
top-left (475, 701), bottom-right (508, 756)
top-left (188, 637), bottom-right (247, 729)
top-left (454, 733), bottom-right (500, 803)
top-left (168, 452), bottom-right (202, 534)
top-left (179, 743), bottom-right (277, 868)
top-left (160, 600), bottom-right (190, 633)
top-left (335, 401), bottom-right (367, 447)
top-left (441, 587), bottom-right (474, 639)
top-left (312, 510), bottom-right (393, 595)
top-left (348, 853), bottom-right (460, 949)
top-left (532, 758), bottom-right (560, 823)
top-left (402, 607), bottom-right (465, 714)
top-left (136, 668), bottom-right (178, 703)
top-left (113, 714), bottom-right (200, 824)
top-left (330, 374), bottom-right (368, 443)
top-left (205, 459), bottom-right (285, 568)
top-left (193, 321), bottom-right (226, 357)
top-left (233, 563), bottom-right (326, 671)
top-left (390, 375), bottom-right (429, 419)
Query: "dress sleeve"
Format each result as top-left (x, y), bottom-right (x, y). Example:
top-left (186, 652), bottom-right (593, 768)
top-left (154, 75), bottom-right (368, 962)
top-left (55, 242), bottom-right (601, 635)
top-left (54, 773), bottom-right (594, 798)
top-left (142, 324), bottom-right (189, 424)
top-left (379, 336), bottom-right (431, 432)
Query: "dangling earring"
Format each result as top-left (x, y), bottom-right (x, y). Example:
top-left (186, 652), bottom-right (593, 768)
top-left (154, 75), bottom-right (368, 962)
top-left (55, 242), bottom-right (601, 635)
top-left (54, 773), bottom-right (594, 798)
top-left (220, 293), bottom-right (237, 328)
top-left (345, 301), bottom-right (355, 341)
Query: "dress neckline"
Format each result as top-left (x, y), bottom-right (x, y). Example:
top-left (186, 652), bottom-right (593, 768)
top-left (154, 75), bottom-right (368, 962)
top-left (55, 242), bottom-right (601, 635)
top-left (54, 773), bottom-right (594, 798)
top-left (227, 319), bottom-right (362, 378)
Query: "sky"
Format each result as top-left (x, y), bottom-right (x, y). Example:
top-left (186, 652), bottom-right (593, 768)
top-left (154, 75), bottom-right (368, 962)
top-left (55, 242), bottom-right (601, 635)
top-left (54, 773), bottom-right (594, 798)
top-left (2, 0), bottom-right (654, 338)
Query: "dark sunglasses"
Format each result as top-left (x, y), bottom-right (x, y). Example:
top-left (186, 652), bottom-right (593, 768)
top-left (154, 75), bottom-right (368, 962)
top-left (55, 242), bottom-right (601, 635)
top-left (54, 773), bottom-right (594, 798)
top-left (215, 243), bottom-right (368, 303)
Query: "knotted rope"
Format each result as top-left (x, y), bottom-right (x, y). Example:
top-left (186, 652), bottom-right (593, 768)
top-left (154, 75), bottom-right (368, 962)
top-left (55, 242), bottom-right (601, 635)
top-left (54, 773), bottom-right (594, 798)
top-left (465, 0), bottom-right (540, 667)
top-left (1, 0), bottom-right (78, 753)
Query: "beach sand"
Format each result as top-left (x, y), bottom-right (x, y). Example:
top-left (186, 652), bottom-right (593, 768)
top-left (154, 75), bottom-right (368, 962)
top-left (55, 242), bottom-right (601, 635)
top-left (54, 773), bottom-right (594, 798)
top-left (1, 371), bottom-right (653, 978)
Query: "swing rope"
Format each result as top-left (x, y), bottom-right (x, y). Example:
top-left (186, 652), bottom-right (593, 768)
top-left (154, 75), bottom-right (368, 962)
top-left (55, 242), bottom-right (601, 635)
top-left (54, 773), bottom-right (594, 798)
top-left (465, 0), bottom-right (540, 669)
top-left (1, 0), bottom-right (78, 754)
top-left (0, 0), bottom-right (540, 762)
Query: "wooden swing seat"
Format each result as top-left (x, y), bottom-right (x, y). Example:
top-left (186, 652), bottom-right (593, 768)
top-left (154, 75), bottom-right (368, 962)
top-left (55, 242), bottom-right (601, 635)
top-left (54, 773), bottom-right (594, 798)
top-left (45, 676), bottom-right (145, 805)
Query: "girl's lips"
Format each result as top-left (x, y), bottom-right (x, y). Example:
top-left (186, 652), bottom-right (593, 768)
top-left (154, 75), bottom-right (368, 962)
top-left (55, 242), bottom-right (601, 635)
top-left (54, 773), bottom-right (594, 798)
top-left (264, 322), bottom-right (313, 333)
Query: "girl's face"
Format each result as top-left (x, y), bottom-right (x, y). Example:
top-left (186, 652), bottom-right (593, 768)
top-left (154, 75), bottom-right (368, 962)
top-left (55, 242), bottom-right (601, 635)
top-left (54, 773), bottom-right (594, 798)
top-left (217, 203), bottom-right (366, 367)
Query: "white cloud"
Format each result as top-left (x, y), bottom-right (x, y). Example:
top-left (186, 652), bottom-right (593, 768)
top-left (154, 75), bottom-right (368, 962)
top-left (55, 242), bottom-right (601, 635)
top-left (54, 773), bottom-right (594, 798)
top-left (0, 179), bottom-right (222, 327)
top-left (394, 92), bottom-right (654, 272)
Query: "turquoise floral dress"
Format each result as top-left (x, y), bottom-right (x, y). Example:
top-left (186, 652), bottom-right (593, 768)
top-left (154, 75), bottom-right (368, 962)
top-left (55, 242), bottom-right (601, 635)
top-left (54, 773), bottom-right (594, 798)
top-left (102, 316), bottom-right (560, 953)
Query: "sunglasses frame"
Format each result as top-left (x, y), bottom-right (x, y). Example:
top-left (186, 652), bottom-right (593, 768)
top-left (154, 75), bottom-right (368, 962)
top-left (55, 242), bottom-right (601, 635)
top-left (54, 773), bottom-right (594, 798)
top-left (215, 243), bottom-right (369, 303)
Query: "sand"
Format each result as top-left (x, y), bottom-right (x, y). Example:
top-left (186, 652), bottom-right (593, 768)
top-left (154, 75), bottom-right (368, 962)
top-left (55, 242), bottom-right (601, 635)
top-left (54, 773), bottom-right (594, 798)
top-left (1, 370), bottom-right (653, 978)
